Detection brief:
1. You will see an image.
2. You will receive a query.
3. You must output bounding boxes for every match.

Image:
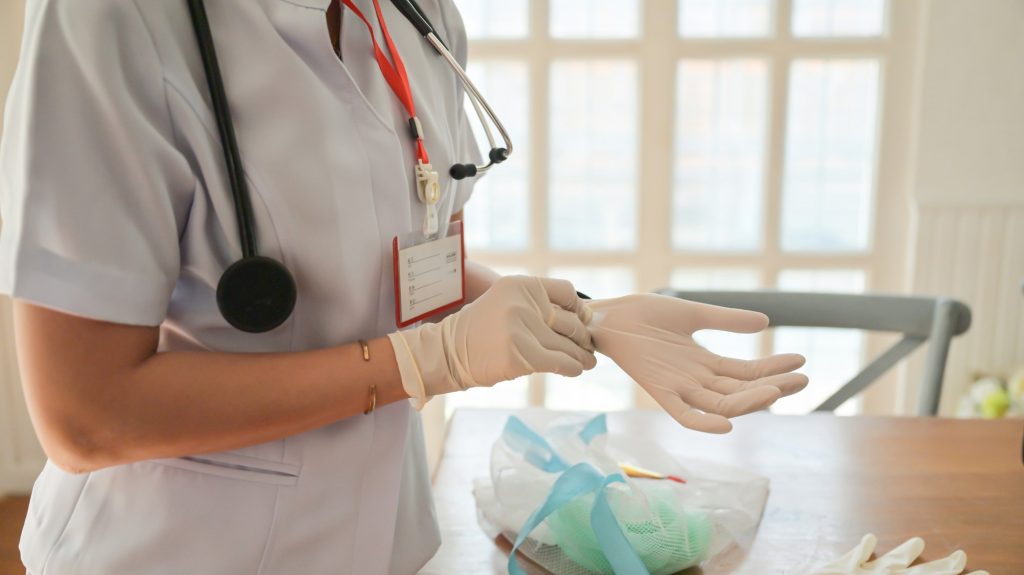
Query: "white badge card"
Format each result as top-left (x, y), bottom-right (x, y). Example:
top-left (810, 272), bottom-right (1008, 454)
top-left (393, 221), bottom-right (465, 327)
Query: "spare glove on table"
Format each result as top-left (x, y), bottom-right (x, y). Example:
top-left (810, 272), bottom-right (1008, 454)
top-left (813, 534), bottom-right (989, 575)
top-left (585, 294), bottom-right (808, 433)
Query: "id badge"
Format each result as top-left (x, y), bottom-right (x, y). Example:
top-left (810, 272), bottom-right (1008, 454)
top-left (393, 221), bottom-right (466, 327)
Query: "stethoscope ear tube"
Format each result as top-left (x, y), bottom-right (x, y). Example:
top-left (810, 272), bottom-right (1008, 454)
top-left (392, 0), bottom-right (513, 181)
top-left (426, 32), bottom-right (515, 178)
top-left (449, 163), bottom-right (477, 180)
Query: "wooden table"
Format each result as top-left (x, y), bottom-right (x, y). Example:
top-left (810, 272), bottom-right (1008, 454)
top-left (421, 410), bottom-right (1024, 574)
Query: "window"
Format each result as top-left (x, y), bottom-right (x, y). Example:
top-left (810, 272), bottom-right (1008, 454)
top-left (782, 60), bottom-right (880, 252)
top-left (792, 0), bottom-right (887, 37)
top-left (550, 0), bottom-right (641, 38)
top-left (457, 0), bottom-right (896, 415)
top-left (549, 61), bottom-right (638, 251)
top-left (673, 60), bottom-right (768, 252)
top-left (679, 0), bottom-right (773, 38)
top-left (459, 0), bottom-right (529, 39)
top-left (463, 62), bottom-right (531, 251)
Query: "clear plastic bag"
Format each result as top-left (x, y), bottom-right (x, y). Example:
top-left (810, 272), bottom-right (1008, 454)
top-left (473, 409), bottom-right (769, 575)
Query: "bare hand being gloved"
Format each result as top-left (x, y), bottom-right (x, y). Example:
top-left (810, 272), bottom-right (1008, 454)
top-left (585, 294), bottom-right (808, 433)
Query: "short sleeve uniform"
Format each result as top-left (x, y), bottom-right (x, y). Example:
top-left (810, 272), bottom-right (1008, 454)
top-left (0, 0), bottom-right (478, 573)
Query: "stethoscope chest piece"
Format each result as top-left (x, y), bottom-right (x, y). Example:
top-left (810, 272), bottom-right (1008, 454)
top-left (216, 256), bottom-right (297, 333)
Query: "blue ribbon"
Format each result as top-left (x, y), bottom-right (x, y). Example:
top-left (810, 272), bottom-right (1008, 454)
top-left (507, 463), bottom-right (648, 575)
top-left (578, 413), bottom-right (607, 445)
top-left (502, 416), bottom-right (570, 473)
top-left (501, 415), bottom-right (649, 575)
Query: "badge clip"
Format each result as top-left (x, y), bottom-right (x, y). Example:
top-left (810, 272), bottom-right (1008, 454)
top-left (415, 160), bottom-right (441, 236)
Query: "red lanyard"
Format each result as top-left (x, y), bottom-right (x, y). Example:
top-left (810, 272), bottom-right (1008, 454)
top-left (340, 0), bottom-right (429, 164)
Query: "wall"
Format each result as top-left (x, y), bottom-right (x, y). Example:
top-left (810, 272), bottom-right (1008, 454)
top-left (0, 0), bottom-right (44, 495)
top-left (904, 0), bottom-right (1024, 414)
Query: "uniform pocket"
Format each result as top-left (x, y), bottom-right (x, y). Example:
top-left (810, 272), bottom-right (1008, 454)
top-left (36, 455), bottom-right (288, 574)
top-left (19, 462), bottom-right (90, 575)
top-left (150, 451), bottom-right (301, 486)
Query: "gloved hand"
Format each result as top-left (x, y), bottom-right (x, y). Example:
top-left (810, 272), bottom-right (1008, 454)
top-left (813, 534), bottom-right (989, 575)
top-left (389, 275), bottom-right (597, 408)
top-left (585, 294), bottom-right (808, 433)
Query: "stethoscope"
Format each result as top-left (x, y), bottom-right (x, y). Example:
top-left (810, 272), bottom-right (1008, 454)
top-left (185, 0), bottom-right (513, 333)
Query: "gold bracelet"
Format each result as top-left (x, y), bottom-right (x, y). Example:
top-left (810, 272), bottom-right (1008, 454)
top-left (364, 384), bottom-right (377, 415)
top-left (359, 340), bottom-right (376, 414)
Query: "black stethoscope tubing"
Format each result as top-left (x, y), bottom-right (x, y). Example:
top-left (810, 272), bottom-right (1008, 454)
top-left (186, 0), bottom-right (512, 333)
top-left (187, 0), bottom-right (257, 261)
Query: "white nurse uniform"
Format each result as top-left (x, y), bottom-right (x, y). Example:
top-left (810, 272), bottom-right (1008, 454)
top-left (0, 0), bottom-right (479, 572)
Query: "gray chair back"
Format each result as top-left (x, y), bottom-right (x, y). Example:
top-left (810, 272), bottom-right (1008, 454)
top-left (655, 290), bottom-right (971, 415)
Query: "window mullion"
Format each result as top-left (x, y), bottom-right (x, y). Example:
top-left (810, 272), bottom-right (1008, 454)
top-left (630, 0), bottom-right (677, 409)
top-left (636, 0), bottom-right (676, 295)
top-left (527, 0), bottom-right (550, 406)
top-left (758, 0), bottom-right (793, 360)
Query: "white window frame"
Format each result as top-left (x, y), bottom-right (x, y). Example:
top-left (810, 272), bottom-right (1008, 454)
top-left (463, 0), bottom-right (921, 413)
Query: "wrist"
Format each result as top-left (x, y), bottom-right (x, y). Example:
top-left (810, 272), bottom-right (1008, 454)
top-left (582, 297), bottom-right (617, 327)
top-left (387, 321), bottom-right (461, 410)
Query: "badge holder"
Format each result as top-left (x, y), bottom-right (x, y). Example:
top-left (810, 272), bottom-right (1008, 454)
top-left (393, 220), bottom-right (466, 328)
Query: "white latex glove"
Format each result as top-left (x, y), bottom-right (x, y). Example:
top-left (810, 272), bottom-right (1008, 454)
top-left (586, 294), bottom-right (808, 433)
top-left (813, 534), bottom-right (989, 575)
top-left (389, 275), bottom-right (597, 407)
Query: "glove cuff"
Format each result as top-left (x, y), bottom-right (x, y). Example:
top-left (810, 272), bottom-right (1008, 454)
top-left (388, 322), bottom-right (463, 410)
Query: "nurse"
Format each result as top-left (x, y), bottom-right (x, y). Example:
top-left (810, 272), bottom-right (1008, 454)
top-left (0, 0), bottom-right (807, 573)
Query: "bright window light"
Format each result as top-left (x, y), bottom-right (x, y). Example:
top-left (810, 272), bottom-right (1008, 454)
top-left (549, 61), bottom-right (638, 251)
top-left (463, 61), bottom-right (530, 251)
top-left (459, 0), bottom-right (529, 39)
top-left (550, 0), bottom-right (640, 38)
top-left (781, 60), bottom-right (880, 252)
top-left (679, 0), bottom-right (773, 38)
top-left (673, 60), bottom-right (769, 252)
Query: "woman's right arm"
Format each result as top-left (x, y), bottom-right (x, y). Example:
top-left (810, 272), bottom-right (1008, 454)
top-left (15, 275), bottom-right (596, 474)
top-left (14, 301), bottom-right (409, 474)
top-left (5, 4), bottom-right (412, 475)
top-left (5, 5), bottom-right (595, 474)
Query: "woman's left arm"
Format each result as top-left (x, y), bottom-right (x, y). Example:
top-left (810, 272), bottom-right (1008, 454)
top-left (446, 210), bottom-right (503, 305)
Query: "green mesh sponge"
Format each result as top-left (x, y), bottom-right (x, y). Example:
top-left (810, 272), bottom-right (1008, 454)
top-left (546, 486), bottom-right (712, 575)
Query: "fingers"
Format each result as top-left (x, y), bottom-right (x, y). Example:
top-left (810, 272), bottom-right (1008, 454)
top-left (645, 386), bottom-right (733, 434)
top-left (849, 534), bottom-right (878, 568)
top-left (710, 353), bottom-right (806, 381)
top-left (684, 385), bottom-right (781, 418)
top-left (708, 372), bottom-right (809, 398)
top-left (529, 346), bottom-right (590, 377)
top-left (871, 538), bottom-right (925, 571)
top-left (690, 301), bottom-right (769, 333)
top-left (904, 550), bottom-right (969, 575)
top-left (767, 372), bottom-right (809, 396)
top-left (509, 331), bottom-right (587, 377)
top-left (546, 305), bottom-right (594, 351)
top-left (538, 277), bottom-right (590, 324)
top-left (528, 314), bottom-right (598, 371)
